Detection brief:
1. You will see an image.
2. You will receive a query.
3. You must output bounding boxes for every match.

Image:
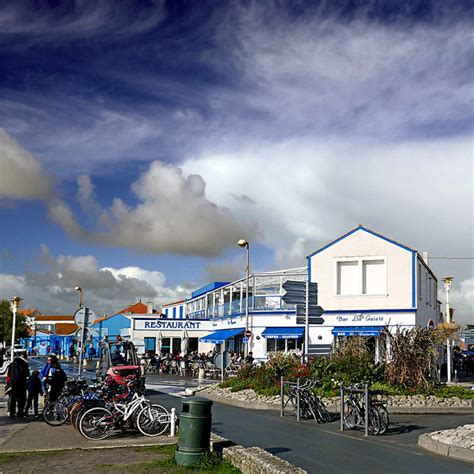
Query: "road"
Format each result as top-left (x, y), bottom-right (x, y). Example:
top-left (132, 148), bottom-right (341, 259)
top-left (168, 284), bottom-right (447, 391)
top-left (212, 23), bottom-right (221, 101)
top-left (146, 386), bottom-right (473, 473)
top-left (25, 359), bottom-right (474, 473)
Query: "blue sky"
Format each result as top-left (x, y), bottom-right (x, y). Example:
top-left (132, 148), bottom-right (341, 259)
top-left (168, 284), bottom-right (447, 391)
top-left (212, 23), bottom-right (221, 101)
top-left (0, 1), bottom-right (472, 322)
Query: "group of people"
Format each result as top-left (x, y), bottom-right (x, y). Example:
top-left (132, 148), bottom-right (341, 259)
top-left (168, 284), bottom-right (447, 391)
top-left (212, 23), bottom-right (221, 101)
top-left (6, 354), bottom-right (68, 419)
top-left (142, 349), bottom-right (255, 374)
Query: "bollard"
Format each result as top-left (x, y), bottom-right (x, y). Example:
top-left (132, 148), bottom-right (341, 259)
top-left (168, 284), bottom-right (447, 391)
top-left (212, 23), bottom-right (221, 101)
top-left (175, 397), bottom-right (213, 466)
top-left (198, 368), bottom-right (205, 382)
top-left (170, 407), bottom-right (176, 437)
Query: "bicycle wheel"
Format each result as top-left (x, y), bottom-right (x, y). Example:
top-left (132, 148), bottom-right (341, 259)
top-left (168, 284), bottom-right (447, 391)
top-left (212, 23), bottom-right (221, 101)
top-left (136, 404), bottom-right (170, 436)
top-left (367, 407), bottom-right (381, 435)
top-left (43, 401), bottom-right (69, 426)
top-left (79, 407), bottom-right (115, 440)
top-left (343, 403), bottom-right (359, 429)
top-left (315, 398), bottom-right (333, 423)
top-left (374, 404), bottom-right (389, 435)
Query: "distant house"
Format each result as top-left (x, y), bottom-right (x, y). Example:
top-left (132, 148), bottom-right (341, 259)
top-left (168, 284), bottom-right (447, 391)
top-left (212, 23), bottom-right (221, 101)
top-left (162, 300), bottom-right (186, 319)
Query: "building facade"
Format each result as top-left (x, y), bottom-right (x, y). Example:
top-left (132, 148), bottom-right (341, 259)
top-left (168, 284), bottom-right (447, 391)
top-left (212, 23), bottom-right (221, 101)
top-left (307, 225), bottom-right (439, 359)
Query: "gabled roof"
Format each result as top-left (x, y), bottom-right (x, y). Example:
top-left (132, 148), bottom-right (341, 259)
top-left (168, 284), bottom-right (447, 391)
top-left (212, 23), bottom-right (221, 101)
top-left (55, 323), bottom-right (79, 335)
top-left (307, 225), bottom-right (415, 258)
top-left (18, 308), bottom-right (41, 317)
top-left (117, 302), bottom-right (149, 314)
top-left (34, 315), bottom-right (75, 322)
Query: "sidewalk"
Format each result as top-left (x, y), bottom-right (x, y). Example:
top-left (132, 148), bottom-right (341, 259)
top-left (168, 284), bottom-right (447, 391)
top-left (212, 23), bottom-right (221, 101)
top-left (0, 416), bottom-right (176, 453)
top-left (418, 424), bottom-right (474, 464)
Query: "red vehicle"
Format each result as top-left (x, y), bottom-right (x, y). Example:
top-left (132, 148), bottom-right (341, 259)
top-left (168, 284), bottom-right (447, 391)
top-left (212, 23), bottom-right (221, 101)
top-left (97, 339), bottom-right (142, 385)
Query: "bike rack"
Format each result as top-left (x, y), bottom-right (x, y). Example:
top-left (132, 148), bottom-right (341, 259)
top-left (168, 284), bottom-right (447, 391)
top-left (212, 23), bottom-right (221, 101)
top-left (340, 383), bottom-right (370, 436)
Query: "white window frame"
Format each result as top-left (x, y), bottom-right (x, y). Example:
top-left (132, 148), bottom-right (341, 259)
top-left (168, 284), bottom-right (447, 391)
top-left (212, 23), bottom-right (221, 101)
top-left (334, 256), bottom-right (387, 297)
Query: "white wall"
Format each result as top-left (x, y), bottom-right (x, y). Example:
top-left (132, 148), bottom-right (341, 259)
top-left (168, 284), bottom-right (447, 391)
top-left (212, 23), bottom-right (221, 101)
top-left (310, 229), bottom-right (413, 311)
top-left (415, 256), bottom-right (439, 327)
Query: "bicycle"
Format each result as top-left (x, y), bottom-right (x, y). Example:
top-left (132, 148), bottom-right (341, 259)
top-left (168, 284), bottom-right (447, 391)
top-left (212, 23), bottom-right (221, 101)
top-left (78, 382), bottom-right (170, 440)
top-left (342, 384), bottom-right (381, 435)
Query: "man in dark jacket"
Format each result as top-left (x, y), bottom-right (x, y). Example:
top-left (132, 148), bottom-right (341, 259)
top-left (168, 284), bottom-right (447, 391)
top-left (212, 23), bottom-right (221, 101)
top-left (49, 361), bottom-right (67, 402)
top-left (7, 356), bottom-right (29, 418)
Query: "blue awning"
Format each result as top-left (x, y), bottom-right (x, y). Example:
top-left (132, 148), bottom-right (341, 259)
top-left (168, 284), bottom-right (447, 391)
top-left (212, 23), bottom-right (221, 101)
top-left (332, 326), bottom-right (385, 337)
top-left (261, 327), bottom-right (305, 339)
top-left (200, 328), bottom-right (244, 344)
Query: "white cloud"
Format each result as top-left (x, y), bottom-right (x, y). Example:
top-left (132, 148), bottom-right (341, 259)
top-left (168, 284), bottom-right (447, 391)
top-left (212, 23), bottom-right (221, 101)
top-left (0, 128), bottom-right (53, 200)
top-left (0, 247), bottom-right (189, 315)
top-left (444, 277), bottom-right (474, 326)
top-left (57, 161), bottom-right (258, 256)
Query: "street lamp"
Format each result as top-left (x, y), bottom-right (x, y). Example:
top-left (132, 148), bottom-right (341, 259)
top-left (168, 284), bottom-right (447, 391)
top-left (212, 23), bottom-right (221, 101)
top-left (9, 296), bottom-right (22, 362)
top-left (75, 286), bottom-right (83, 308)
top-left (238, 239), bottom-right (250, 356)
top-left (442, 276), bottom-right (453, 384)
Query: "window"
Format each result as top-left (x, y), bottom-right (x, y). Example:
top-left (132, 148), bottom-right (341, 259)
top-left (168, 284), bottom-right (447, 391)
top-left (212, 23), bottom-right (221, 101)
top-left (362, 260), bottom-right (385, 295)
top-left (144, 337), bottom-right (156, 353)
top-left (337, 261), bottom-right (359, 295)
top-left (179, 306), bottom-right (183, 319)
top-left (266, 338), bottom-right (303, 353)
top-left (335, 257), bottom-right (386, 296)
top-left (172, 307), bottom-right (176, 318)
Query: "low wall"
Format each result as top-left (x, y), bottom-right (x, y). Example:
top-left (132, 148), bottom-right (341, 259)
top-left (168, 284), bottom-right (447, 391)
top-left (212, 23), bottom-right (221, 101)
top-left (197, 384), bottom-right (473, 411)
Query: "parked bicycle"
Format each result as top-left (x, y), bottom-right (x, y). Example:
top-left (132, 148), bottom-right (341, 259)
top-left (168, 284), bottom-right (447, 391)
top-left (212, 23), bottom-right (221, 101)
top-left (342, 383), bottom-right (389, 435)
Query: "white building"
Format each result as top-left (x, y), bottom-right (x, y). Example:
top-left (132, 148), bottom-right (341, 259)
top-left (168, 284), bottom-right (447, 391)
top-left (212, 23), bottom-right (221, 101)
top-left (307, 225), bottom-right (439, 358)
top-left (130, 268), bottom-right (310, 360)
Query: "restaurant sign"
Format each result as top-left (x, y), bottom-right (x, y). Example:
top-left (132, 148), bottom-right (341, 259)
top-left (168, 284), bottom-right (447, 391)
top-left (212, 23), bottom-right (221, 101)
top-left (135, 319), bottom-right (203, 331)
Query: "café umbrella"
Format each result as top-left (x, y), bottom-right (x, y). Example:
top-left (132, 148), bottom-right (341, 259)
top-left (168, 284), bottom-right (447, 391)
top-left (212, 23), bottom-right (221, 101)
top-left (180, 329), bottom-right (189, 356)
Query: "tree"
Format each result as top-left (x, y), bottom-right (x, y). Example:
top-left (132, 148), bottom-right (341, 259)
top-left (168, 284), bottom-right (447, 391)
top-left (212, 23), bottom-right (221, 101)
top-left (0, 299), bottom-right (29, 344)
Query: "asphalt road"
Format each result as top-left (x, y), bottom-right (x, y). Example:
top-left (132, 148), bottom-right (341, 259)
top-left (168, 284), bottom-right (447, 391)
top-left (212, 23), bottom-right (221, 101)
top-left (148, 390), bottom-right (473, 473)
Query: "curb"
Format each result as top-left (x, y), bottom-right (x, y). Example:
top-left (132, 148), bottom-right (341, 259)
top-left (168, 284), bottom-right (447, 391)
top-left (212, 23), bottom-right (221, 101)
top-left (418, 433), bottom-right (474, 464)
top-left (211, 434), bottom-right (306, 474)
top-left (198, 390), bottom-right (474, 415)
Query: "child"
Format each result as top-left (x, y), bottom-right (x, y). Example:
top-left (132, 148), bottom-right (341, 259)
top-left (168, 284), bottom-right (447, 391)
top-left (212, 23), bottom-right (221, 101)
top-left (25, 370), bottom-right (43, 417)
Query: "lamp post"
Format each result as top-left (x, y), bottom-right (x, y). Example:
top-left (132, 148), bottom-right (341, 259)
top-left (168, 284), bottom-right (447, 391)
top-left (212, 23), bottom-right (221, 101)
top-left (238, 239), bottom-right (250, 356)
top-left (75, 286), bottom-right (83, 308)
top-left (9, 296), bottom-right (22, 362)
top-left (442, 276), bottom-right (453, 384)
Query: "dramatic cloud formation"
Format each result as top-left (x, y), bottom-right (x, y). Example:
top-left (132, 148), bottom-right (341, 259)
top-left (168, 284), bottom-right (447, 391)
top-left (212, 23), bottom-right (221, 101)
top-left (0, 245), bottom-right (189, 315)
top-left (0, 128), bottom-right (53, 200)
top-left (51, 161), bottom-right (258, 256)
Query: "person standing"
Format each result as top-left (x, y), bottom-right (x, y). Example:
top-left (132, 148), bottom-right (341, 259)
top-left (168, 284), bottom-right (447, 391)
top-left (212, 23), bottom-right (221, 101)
top-left (7, 355), bottom-right (29, 418)
top-left (48, 361), bottom-right (67, 402)
top-left (25, 370), bottom-right (43, 417)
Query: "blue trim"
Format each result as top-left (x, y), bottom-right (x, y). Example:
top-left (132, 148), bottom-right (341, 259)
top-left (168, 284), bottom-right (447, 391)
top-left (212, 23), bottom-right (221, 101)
top-left (308, 256), bottom-right (312, 283)
top-left (332, 326), bottom-right (385, 336)
top-left (323, 308), bottom-right (415, 314)
top-left (412, 251), bottom-right (416, 309)
top-left (261, 327), bottom-right (304, 339)
top-left (307, 225), bottom-right (414, 258)
top-left (191, 282), bottom-right (230, 299)
top-left (200, 328), bottom-right (244, 344)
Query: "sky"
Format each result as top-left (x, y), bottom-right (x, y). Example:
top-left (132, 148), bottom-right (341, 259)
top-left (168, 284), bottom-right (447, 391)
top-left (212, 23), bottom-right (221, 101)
top-left (0, 0), bottom-right (472, 323)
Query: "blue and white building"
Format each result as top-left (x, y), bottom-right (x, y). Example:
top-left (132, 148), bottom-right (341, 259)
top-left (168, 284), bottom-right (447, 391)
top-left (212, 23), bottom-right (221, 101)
top-left (130, 226), bottom-right (440, 361)
top-left (130, 268), bottom-right (310, 360)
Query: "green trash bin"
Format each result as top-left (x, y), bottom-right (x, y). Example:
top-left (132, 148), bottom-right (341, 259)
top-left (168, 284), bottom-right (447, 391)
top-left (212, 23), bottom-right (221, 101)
top-left (175, 396), bottom-right (213, 466)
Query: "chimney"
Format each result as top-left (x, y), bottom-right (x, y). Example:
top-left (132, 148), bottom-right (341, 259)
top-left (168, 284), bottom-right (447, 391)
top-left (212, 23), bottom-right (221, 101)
top-left (422, 252), bottom-right (429, 265)
top-left (147, 301), bottom-right (154, 314)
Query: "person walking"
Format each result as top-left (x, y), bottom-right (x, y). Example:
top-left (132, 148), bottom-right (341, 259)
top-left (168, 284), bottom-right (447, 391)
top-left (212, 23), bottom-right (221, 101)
top-left (48, 361), bottom-right (67, 402)
top-left (7, 355), bottom-right (29, 418)
top-left (25, 370), bottom-right (43, 417)
top-left (40, 354), bottom-right (57, 393)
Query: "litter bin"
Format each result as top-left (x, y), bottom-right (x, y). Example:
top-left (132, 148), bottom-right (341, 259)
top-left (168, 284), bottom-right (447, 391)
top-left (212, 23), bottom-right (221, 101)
top-left (175, 396), bottom-right (213, 466)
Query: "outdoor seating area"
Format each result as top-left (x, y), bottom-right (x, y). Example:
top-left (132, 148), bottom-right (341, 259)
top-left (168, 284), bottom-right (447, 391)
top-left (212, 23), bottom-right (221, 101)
top-left (140, 351), bottom-right (253, 379)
